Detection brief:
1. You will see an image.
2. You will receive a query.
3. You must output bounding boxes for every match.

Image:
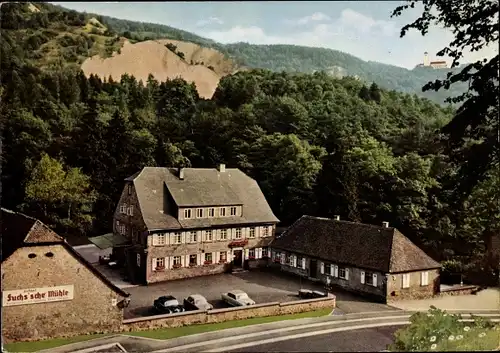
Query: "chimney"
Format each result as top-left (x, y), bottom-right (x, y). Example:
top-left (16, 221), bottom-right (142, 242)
top-left (333, 215), bottom-right (340, 221)
top-left (218, 164), bottom-right (226, 173)
top-left (382, 221), bottom-right (389, 228)
top-left (178, 168), bottom-right (184, 180)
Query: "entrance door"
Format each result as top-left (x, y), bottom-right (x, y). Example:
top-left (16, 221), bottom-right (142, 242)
top-left (233, 250), bottom-right (243, 267)
top-left (309, 259), bottom-right (317, 278)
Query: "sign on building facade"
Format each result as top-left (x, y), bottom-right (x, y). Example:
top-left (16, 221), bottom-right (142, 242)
top-left (2, 285), bottom-right (74, 307)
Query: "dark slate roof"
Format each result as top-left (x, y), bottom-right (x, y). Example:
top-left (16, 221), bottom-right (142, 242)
top-left (271, 215), bottom-right (441, 273)
top-left (127, 167), bottom-right (279, 230)
top-left (1, 208), bottom-right (130, 297)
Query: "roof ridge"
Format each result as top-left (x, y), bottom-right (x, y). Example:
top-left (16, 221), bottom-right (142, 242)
top-left (305, 215), bottom-right (395, 231)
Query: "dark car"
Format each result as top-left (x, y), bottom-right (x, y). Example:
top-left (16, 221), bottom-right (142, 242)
top-left (298, 289), bottom-right (328, 299)
top-left (153, 295), bottom-right (185, 314)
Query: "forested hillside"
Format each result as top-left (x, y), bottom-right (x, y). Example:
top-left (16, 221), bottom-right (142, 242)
top-left (1, 2), bottom-right (498, 284)
top-left (2, 2), bottom-right (466, 105)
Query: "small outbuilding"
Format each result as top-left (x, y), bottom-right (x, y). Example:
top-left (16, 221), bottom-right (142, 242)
top-left (1, 208), bottom-right (130, 343)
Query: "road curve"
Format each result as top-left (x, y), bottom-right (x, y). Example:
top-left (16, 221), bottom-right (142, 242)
top-left (228, 325), bottom-right (400, 352)
top-left (154, 311), bottom-right (500, 353)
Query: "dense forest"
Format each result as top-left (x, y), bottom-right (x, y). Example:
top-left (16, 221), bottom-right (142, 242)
top-left (3, 2), bottom-right (467, 106)
top-left (1, 3), bottom-right (498, 284)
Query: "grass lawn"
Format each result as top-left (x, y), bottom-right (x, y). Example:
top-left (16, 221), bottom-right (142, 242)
top-left (4, 307), bottom-right (332, 352)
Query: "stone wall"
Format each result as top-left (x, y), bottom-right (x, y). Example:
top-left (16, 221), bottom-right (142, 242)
top-left (121, 296), bottom-right (335, 332)
top-left (2, 245), bottom-right (125, 343)
top-left (386, 269), bottom-right (440, 301)
top-left (440, 285), bottom-right (478, 297)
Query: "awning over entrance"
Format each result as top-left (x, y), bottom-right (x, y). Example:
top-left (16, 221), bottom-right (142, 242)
top-left (88, 233), bottom-right (130, 250)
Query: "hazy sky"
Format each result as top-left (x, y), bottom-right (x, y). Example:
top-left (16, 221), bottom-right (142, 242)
top-left (53, 1), bottom-right (498, 69)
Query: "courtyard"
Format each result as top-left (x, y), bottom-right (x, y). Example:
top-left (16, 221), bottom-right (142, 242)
top-left (123, 270), bottom-right (397, 318)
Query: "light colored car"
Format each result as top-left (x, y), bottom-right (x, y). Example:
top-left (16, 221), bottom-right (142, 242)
top-left (221, 290), bottom-right (256, 306)
top-left (183, 294), bottom-right (213, 311)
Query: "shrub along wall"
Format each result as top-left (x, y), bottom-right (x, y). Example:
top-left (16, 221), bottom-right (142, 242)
top-left (121, 295), bottom-right (336, 332)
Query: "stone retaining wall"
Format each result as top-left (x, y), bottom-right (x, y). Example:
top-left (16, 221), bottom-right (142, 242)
top-left (121, 295), bottom-right (336, 332)
top-left (439, 285), bottom-right (478, 297)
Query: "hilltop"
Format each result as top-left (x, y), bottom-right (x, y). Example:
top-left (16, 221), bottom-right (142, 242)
top-left (1, 2), bottom-right (467, 103)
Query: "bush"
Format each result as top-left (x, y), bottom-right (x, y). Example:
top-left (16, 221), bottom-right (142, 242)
top-left (389, 306), bottom-right (499, 351)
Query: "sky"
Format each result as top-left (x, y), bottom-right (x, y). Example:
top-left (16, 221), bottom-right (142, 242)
top-left (53, 1), bottom-right (498, 69)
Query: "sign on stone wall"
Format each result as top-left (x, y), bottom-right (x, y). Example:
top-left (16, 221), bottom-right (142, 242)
top-left (2, 285), bottom-right (74, 307)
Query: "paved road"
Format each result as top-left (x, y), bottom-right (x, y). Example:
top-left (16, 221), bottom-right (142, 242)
top-left (40, 311), bottom-right (500, 353)
top-left (229, 325), bottom-right (399, 352)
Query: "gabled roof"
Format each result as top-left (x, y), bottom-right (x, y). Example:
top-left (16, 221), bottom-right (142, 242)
top-left (1, 208), bottom-right (130, 297)
top-left (271, 215), bottom-right (441, 273)
top-left (127, 167), bottom-right (279, 230)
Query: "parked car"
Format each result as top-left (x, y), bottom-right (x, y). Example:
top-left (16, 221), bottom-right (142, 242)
top-left (298, 289), bottom-right (328, 299)
top-left (153, 295), bottom-right (185, 314)
top-left (221, 290), bottom-right (256, 306)
top-left (183, 294), bottom-right (214, 311)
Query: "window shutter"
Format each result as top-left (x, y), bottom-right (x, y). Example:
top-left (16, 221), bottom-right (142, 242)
top-left (280, 253), bottom-right (285, 264)
top-left (421, 272), bottom-right (424, 285)
top-left (181, 232), bottom-right (186, 244)
top-left (345, 268), bottom-right (350, 280)
top-left (373, 274), bottom-right (378, 286)
top-left (334, 265), bottom-right (339, 277)
top-left (330, 264), bottom-right (334, 276)
top-left (301, 258), bottom-right (306, 269)
top-left (320, 262), bottom-right (325, 274)
top-left (152, 258), bottom-right (157, 270)
top-left (197, 253), bottom-right (202, 266)
top-left (152, 234), bottom-right (158, 246)
top-left (216, 229), bottom-right (221, 241)
top-left (184, 255), bottom-right (189, 267)
top-left (215, 251), bottom-right (220, 263)
top-left (293, 256), bottom-right (297, 267)
top-left (256, 248), bottom-right (262, 259)
top-left (361, 271), bottom-right (365, 284)
top-left (244, 249), bottom-right (249, 260)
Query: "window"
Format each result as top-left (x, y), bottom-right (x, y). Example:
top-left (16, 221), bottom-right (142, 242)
top-left (420, 271), bottom-right (429, 286)
top-left (363, 272), bottom-right (376, 286)
top-left (206, 230), bottom-right (213, 241)
top-left (220, 207), bottom-right (226, 217)
top-left (339, 267), bottom-right (347, 279)
top-left (263, 227), bottom-right (269, 237)
top-left (157, 233), bottom-right (166, 245)
top-left (230, 206), bottom-right (237, 216)
top-left (402, 273), bottom-right (410, 288)
top-left (128, 184), bottom-right (132, 195)
top-left (208, 208), bottom-right (215, 217)
top-left (249, 249), bottom-right (255, 258)
top-left (155, 257), bottom-right (165, 270)
top-left (219, 252), bottom-right (227, 262)
top-left (119, 224), bottom-right (126, 235)
top-left (127, 206), bottom-right (134, 216)
top-left (325, 264), bottom-right (331, 275)
top-left (249, 228), bottom-right (255, 238)
top-left (136, 254), bottom-right (141, 267)
top-left (220, 229), bottom-right (227, 240)
top-left (120, 204), bottom-right (127, 214)
top-left (262, 247), bottom-right (269, 258)
top-left (188, 231), bottom-right (197, 243)
top-left (189, 254), bottom-right (197, 266)
top-left (205, 253), bottom-right (212, 263)
top-left (173, 256), bottom-right (181, 266)
top-left (173, 232), bottom-right (181, 244)
top-left (197, 208), bottom-right (203, 218)
top-left (235, 228), bottom-right (242, 239)
top-left (288, 255), bottom-right (294, 266)
top-left (184, 209), bottom-right (192, 219)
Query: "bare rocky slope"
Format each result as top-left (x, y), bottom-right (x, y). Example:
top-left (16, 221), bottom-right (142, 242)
top-left (81, 39), bottom-right (239, 99)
